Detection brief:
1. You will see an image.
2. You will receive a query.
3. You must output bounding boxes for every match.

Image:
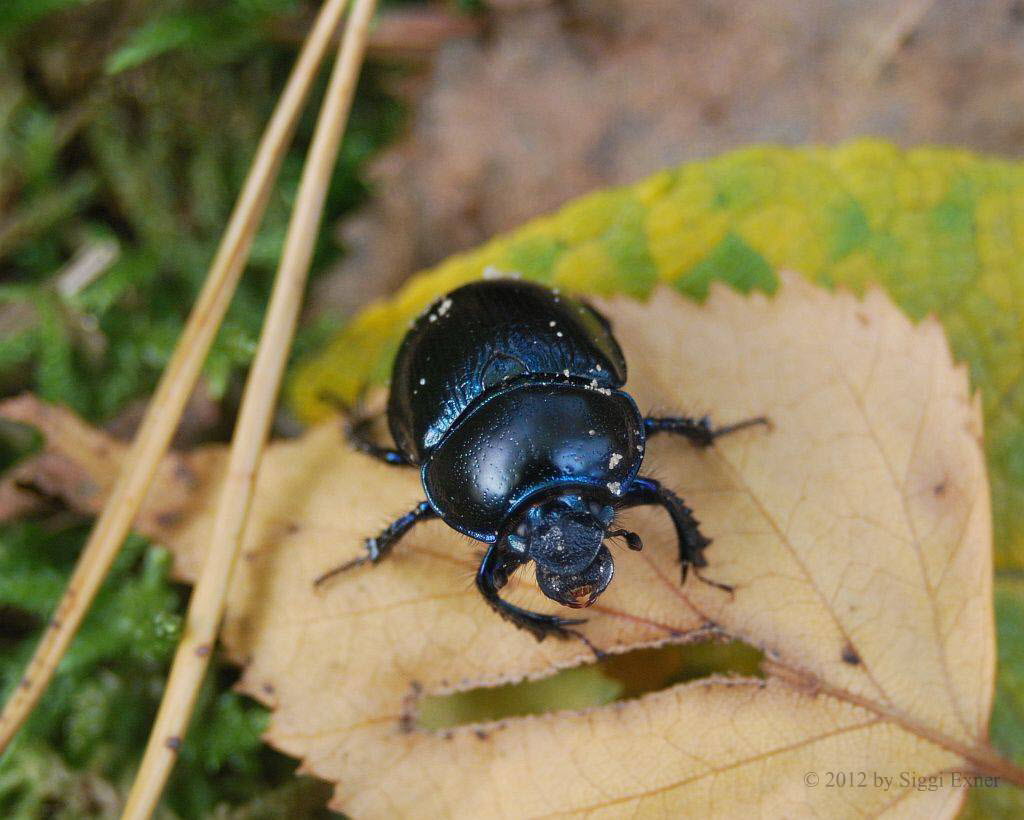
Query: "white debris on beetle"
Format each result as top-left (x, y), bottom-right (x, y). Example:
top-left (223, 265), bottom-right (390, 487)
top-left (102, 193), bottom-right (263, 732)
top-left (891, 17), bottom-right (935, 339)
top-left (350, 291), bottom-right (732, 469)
top-left (437, 297), bottom-right (453, 317)
top-left (556, 331), bottom-right (563, 338)
top-left (636, 444), bottom-right (643, 451)
top-left (428, 313), bottom-right (437, 322)
top-left (608, 453), bottom-right (622, 468)
top-left (563, 369), bottom-right (570, 377)
top-left (607, 481), bottom-right (622, 495)
top-left (588, 429), bottom-right (596, 436)
top-left (595, 364), bottom-right (602, 372)
top-left (419, 377), bottom-right (426, 385)
top-left (549, 320), bottom-right (557, 327)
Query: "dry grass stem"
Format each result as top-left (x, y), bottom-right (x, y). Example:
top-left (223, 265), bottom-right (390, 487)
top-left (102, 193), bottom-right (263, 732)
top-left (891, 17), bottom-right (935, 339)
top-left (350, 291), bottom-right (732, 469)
top-left (0, 0), bottom-right (353, 756)
top-left (120, 0), bottom-right (379, 815)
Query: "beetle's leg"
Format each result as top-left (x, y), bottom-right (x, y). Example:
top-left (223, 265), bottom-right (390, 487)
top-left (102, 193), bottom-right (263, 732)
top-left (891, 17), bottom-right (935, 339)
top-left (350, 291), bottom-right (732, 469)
top-left (620, 476), bottom-right (731, 592)
top-left (606, 528), bottom-right (643, 551)
top-left (318, 389), bottom-right (414, 467)
top-left (643, 414), bottom-right (769, 448)
top-left (476, 545), bottom-right (592, 644)
top-left (346, 415), bottom-right (414, 467)
top-left (314, 501), bottom-right (437, 586)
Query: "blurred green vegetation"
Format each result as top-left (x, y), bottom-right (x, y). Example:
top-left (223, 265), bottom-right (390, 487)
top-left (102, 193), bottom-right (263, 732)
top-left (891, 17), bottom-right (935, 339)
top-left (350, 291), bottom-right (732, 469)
top-left (0, 0), bottom-right (403, 421)
top-left (0, 0), bottom-right (402, 816)
top-left (0, 528), bottom-right (334, 818)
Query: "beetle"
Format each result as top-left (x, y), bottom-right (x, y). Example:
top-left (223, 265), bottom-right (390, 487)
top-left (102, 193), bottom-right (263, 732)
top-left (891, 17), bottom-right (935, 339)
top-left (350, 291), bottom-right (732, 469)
top-left (316, 278), bottom-right (767, 642)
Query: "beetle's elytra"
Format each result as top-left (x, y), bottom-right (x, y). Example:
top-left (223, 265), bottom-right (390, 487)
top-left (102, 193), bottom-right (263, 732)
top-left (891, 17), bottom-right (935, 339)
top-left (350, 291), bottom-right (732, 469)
top-left (317, 278), bottom-right (767, 643)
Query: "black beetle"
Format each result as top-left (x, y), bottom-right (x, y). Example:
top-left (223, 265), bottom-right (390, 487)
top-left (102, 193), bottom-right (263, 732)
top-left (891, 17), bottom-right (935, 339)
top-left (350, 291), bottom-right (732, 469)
top-left (316, 278), bottom-right (766, 642)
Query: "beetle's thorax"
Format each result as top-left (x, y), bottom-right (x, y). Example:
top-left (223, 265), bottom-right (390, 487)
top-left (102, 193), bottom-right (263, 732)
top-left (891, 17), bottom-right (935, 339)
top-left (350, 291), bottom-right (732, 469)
top-left (420, 377), bottom-right (645, 541)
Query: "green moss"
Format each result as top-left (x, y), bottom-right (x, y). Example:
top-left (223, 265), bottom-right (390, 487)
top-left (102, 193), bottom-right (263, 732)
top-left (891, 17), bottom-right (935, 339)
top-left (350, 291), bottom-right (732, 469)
top-left (0, 526), bottom-right (323, 818)
top-left (0, 0), bottom-right (410, 814)
top-left (0, 1), bottom-right (404, 422)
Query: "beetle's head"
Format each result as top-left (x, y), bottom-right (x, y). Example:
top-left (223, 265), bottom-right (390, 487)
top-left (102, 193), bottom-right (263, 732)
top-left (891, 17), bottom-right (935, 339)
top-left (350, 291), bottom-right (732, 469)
top-left (506, 493), bottom-right (623, 608)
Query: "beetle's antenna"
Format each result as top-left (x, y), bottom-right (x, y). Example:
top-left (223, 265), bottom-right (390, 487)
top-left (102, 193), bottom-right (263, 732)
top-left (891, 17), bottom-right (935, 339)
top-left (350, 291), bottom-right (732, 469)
top-left (606, 528), bottom-right (643, 551)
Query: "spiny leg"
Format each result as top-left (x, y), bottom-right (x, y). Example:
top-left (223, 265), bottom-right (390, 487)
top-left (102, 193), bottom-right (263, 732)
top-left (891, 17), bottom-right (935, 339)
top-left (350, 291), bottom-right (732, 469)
top-left (476, 544), bottom-right (591, 644)
top-left (314, 501), bottom-right (436, 586)
top-left (644, 414), bottom-right (769, 448)
top-left (318, 389), bottom-right (414, 467)
top-left (620, 476), bottom-right (732, 593)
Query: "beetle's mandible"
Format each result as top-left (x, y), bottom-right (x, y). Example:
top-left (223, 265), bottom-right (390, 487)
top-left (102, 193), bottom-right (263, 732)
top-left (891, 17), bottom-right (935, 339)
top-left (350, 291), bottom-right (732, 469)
top-left (316, 279), bottom-right (767, 643)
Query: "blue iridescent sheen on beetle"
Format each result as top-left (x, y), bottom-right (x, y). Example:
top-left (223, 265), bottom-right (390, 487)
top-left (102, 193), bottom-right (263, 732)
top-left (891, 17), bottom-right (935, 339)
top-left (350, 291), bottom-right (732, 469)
top-left (316, 278), bottom-right (767, 642)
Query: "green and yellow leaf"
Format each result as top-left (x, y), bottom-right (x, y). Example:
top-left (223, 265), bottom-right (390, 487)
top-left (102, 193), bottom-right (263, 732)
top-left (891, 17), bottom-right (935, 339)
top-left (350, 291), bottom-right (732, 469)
top-left (290, 141), bottom-right (1024, 571)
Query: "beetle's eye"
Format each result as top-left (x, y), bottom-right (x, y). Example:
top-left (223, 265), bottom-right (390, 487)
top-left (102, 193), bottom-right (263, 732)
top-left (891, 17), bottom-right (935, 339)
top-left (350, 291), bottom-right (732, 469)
top-left (590, 502), bottom-right (615, 526)
top-left (536, 543), bottom-right (614, 608)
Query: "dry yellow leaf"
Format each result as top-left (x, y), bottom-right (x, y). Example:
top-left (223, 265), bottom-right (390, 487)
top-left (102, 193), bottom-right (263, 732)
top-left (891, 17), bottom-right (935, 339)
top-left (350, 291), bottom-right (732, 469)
top-left (1, 274), bottom-right (1009, 816)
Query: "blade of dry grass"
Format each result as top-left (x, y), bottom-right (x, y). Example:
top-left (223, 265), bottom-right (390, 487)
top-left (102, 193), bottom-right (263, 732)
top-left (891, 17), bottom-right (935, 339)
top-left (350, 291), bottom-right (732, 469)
top-left (120, 1), bottom-right (378, 816)
top-left (0, 0), bottom-right (353, 755)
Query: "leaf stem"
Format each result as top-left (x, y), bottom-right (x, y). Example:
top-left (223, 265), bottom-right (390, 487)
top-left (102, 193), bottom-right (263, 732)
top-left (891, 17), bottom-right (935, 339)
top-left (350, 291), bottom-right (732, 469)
top-left (762, 660), bottom-right (1024, 789)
